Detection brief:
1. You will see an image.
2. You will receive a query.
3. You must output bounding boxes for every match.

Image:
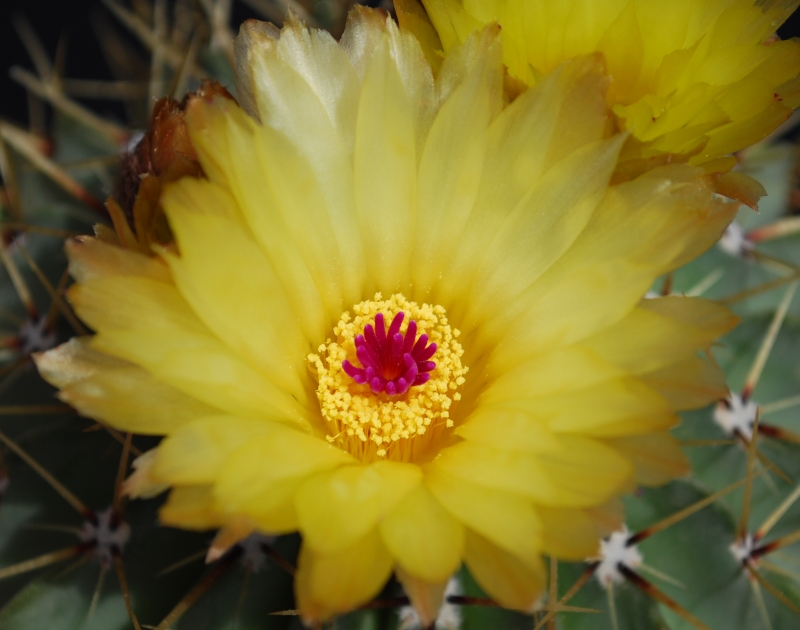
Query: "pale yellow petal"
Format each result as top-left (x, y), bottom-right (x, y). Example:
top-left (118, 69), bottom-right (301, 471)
top-left (186, 99), bottom-right (339, 340)
top-left (604, 432), bottom-right (689, 486)
top-left (193, 80), bottom-right (369, 329)
top-left (213, 429), bottom-right (354, 532)
top-left (71, 275), bottom-right (306, 423)
top-left (598, 2), bottom-right (643, 102)
top-left (441, 54), bottom-right (616, 327)
top-left (34, 336), bottom-right (128, 388)
top-left (342, 11), bottom-right (437, 144)
top-left (160, 485), bottom-right (225, 530)
top-left (395, 0), bottom-right (445, 74)
top-left (692, 99), bottom-right (792, 163)
top-left (296, 528), bottom-right (393, 622)
top-left (232, 19), bottom-right (279, 122)
top-left (385, 17), bottom-right (438, 147)
top-left (296, 461), bottom-right (421, 553)
top-left (433, 436), bottom-right (632, 507)
top-left (424, 463), bottom-right (542, 557)
top-left (462, 133), bottom-right (625, 332)
top-left (441, 56), bottom-right (609, 312)
top-left (663, 192), bottom-right (737, 270)
top-left (379, 484), bottom-right (463, 582)
top-left (641, 293), bottom-right (739, 330)
top-left (539, 54), bottom-right (612, 169)
top-left (246, 35), bottom-right (369, 314)
top-left (423, 0), bottom-right (483, 52)
top-left (487, 165), bottom-right (734, 369)
top-left (123, 450), bottom-right (168, 499)
top-left (455, 407), bottom-right (560, 453)
top-left (162, 178), bottom-right (311, 402)
top-left (70, 275), bottom-right (206, 335)
top-left (432, 440), bottom-right (559, 504)
top-left (207, 516), bottom-right (255, 562)
top-left (353, 36), bottom-right (418, 292)
top-left (35, 338), bottom-right (216, 434)
top-left (535, 435), bottom-right (635, 505)
top-left (395, 569), bottom-right (449, 630)
top-left (582, 296), bottom-right (738, 375)
top-left (246, 18), bottom-right (354, 150)
top-left (152, 416), bottom-right (280, 485)
top-left (478, 345), bottom-right (623, 405)
top-left (277, 13), bottom-right (361, 150)
top-left (65, 236), bottom-right (170, 283)
top-left (92, 329), bottom-right (305, 424)
top-left (538, 505), bottom-right (616, 560)
top-left (411, 29), bottom-right (500, 297)
top-left (60, 365), bottom-right (217, 435)
top-left (340, 5), bottom-right (390, 79)
top-left (494, 377), bottom-right (676, 437)
top-left (257, 30), bottom-right (370, 315)
top-left (463, 529), bottom-right (545, 612)
top-left (716, 170), bottom-right (767, 210)
top-left (640, 354), bottom-right (728, 410)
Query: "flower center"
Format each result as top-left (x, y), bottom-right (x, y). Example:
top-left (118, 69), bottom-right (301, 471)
top-left (308, 293), bottom-right (467, 462)
top-left (341, 311), bottom-right (436, 396)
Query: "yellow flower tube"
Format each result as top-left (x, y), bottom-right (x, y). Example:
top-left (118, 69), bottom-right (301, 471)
top-left (36, 7), bottom-right (738, 624)
top-left (420, 0), bottom-right (800, 188)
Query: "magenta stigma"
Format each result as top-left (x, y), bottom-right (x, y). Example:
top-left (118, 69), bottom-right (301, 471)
top-left (342, 312), bottom-right (437, 396)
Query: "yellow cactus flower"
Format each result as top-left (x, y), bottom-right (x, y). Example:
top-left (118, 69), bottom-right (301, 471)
top-left (419, 0), bottom-right (800, 183)
top-left (36, 8), bottom-right (738, 623)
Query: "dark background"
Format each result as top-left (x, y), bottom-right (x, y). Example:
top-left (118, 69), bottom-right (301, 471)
top-left (1, 1), bottom-right (800, 128)
top-left (0, 0), bottom-right (385, 128)
top-left (1, 0), bottom-right (136, 126)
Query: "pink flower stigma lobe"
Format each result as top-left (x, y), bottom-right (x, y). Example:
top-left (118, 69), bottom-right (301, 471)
top-left (342, 311), bottom-right (437, 396)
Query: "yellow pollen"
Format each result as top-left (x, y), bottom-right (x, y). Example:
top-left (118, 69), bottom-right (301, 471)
top-left (307, 293), bottom-right (467, 463)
